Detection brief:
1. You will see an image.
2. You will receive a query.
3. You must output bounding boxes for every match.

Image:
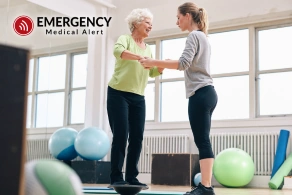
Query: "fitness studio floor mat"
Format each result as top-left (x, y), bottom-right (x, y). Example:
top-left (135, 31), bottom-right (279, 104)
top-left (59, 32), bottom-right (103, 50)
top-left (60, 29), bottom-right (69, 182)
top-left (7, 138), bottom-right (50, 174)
top-left (83, 187), bottom-right (113, 190)
top-left (83, 189), bottom-right (184, 195)
top-left (83, 189), bottom-right (117, 194)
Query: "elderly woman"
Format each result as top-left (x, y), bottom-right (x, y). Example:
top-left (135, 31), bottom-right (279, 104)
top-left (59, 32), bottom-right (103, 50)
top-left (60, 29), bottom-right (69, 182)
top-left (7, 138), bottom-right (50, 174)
top-left (107, 8), bottom-right (163, 187)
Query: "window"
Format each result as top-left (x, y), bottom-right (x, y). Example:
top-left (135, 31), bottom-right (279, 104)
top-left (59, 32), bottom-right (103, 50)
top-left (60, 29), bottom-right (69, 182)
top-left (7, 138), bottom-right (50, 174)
top-left (258, 72), bottom-right (292, 116)
top-left (209, 29), bottom-right (249, 74)
top-left (37, 55), bottom-right (66, 91)
top-left (145, 44), bottom-right (156, 121)
top-left (161, 81), bottom-right (188, 122)
top-left (161, 38), bottom-right (185, 79)
top-left (70, 53), bottom-right (88, 124)
top-left (209, 29), bottom-right (249, 120)
top-left (70, 90), bottom-right (86, 124)
top-left (28, 59), bottom-right (34, 93)
top-left (148, 44), bottom-right (156, 81)
top-left (257, 25), bottom-right (292, 116)
top-left (258, 26), bottom-right (292, 71)
top-left (26, 59), bottom-right (34, 128)
top-left (36, 92), bottom-right (65, 127)
top-left (26, 95), bottom-right (32, 128)
top-left (145, 83), bottom-right (155, 121)
top-left (212, 76), bottom-right (249, 120)
top-left (27, 51), bottom-right (88, 129)
top-left (149, 44), bottom-right (156, 59)
top-left (159, 38), bottom-right (187, 122)
top-left (35, 54), bottom-right (66, 128)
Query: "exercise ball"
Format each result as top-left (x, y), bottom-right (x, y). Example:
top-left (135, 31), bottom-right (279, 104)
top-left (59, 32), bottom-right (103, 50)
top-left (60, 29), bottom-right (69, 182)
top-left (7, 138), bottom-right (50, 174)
top-left (213, 148), bottom-right (254, 187)
top-left (25, 159), bottom-right (83, 195)
top-left (48, 127), bottom-right (78, 161)
top-left (194, 173), bottom-right (201, 186)
top-left (74, 127), bottom-right (110, 160)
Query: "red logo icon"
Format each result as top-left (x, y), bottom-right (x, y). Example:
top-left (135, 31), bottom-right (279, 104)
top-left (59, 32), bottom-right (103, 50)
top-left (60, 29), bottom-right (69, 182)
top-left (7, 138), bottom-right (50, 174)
top-left (13, 16), bottom-right (34, 36)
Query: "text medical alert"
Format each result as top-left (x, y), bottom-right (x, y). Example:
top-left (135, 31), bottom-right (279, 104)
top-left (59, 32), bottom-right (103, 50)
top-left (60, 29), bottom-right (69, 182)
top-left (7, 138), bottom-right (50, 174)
top-left (45, 29), bottom-right (104, 35)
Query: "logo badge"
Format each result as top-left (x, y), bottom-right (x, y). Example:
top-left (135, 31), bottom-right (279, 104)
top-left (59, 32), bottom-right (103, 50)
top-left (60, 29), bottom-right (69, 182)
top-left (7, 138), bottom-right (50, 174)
top-left (13, 16), bottom-right (34, 36)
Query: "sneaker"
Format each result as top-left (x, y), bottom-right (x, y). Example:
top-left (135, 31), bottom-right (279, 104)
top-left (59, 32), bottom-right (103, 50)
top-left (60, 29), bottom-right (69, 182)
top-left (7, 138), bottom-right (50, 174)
top-left (126, 179), bottom-right (149, 189)
top-left (183, 183), bottom-right (215, 195)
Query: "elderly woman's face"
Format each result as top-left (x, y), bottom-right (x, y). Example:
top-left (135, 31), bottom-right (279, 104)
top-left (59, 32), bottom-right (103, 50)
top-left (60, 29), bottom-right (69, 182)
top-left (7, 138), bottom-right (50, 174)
top-left (134, 18), bottom-right (152, 37)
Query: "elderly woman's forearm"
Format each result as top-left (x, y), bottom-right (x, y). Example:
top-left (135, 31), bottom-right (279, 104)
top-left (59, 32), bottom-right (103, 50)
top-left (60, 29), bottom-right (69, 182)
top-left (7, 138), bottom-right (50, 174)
top-left (120, 50), bottom-right (142, 60)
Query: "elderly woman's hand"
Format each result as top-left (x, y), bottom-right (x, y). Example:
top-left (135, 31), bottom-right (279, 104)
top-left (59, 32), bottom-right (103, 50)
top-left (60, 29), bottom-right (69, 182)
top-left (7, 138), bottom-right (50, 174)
top-left (157, 67), bottom-right (164, 73)
top-left (139, 58), bottom-right (155, 69)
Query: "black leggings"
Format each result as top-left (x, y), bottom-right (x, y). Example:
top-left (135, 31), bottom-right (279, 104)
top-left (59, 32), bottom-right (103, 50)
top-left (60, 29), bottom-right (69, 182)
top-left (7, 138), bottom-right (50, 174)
top-left (107, 86), bottom-right (145, 183)
top-left (188, 85), bottom-right (218, 160)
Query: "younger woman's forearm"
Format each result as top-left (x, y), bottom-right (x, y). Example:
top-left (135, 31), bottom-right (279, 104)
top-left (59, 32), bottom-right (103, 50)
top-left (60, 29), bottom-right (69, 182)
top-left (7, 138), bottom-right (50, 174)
top-left (154, 60), bottom-right (179, 69)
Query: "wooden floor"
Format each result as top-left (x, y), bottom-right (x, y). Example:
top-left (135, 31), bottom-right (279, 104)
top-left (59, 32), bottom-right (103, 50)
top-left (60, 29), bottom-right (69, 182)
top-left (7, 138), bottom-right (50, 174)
top-left (84, 184), bottom-right (292, 195)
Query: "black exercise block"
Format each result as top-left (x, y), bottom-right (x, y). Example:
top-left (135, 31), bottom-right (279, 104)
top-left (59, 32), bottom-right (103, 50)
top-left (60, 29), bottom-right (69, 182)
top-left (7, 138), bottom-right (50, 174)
top-left (71, 161), bottom-right (111, 184)
top-left (151, 154), bottom-right (200, 186)
top-left (0, 44), bottom-right (29, 195)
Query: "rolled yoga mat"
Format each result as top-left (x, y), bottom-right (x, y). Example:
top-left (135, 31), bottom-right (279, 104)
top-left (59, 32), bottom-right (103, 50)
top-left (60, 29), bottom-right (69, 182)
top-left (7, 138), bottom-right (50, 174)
top-left (271, 129), bottom-right (290, 178)
top-left (269, 152), bottom-right (292, 189)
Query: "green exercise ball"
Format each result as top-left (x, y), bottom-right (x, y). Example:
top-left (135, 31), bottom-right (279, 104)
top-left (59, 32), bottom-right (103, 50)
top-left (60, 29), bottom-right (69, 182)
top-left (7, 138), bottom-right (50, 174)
top-left (25, 159), bottom-right (83, 195)
top-left (213, 148), bottom-right (254, 187)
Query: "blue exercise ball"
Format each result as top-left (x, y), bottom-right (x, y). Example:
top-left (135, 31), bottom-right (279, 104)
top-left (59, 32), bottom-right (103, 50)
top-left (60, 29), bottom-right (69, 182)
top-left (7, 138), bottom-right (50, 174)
top-left (48, 127), bottom-right (78, 161)
top-left (74, 127), bottom-right (110, 160)
top-left (194, 173), bottom-right (201, 186)
top-left (213, 148), bottom-right (254, 187)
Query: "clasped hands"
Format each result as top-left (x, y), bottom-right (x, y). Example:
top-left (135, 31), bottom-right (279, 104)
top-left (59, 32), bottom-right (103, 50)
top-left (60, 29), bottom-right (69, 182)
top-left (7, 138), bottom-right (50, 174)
top-left (138, 56), bottom-right (154, 69)
top-left (138, 57), bottom-right (165, 73)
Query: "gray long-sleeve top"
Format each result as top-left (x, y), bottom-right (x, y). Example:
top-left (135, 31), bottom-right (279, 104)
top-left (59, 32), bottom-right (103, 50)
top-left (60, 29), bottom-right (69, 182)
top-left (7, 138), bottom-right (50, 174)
top-left (178, 30), bottom-right (213, 98)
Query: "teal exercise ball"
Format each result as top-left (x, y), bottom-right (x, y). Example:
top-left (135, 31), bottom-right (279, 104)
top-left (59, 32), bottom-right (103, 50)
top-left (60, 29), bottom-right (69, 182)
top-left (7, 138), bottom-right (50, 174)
top-left (25, 159), bottom-right (83, 195)
top-left (194, 173), bottom-right (201, 186)
top-left (48, 127), bottom-right (78, 161)
top-left (213, 148), bottom-right (254, 187)
top-left (74, 127), bottom-right (110, 160)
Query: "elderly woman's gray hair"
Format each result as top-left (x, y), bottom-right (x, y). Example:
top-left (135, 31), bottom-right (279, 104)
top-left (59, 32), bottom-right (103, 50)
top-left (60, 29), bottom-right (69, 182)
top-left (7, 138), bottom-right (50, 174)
top-left (125, 8), bottom-right (153, 32)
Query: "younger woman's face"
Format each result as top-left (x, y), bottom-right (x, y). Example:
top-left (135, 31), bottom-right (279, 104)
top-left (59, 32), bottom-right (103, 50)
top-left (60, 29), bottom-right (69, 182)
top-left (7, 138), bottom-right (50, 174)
top-left (176, 10), bottom-right (189, 31)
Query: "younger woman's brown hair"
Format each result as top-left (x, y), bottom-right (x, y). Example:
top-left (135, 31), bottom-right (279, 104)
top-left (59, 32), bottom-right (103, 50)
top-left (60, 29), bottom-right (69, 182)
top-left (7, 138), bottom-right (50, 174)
top-left (178, 2), bottom-right (209, 35)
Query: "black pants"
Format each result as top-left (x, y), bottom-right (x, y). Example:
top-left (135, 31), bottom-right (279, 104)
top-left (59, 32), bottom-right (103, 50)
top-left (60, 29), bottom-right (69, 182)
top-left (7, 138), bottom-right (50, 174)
top-left (107, 86), bottom-right (145, 183)
top-left (188, 85), bottom-right (218, 160)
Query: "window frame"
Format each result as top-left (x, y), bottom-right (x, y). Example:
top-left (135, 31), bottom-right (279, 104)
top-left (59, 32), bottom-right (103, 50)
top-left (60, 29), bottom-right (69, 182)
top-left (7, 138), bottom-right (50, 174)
top-left (68, 51), bottom-right (88, 125)
top-left (255, 23), bottom-right (292, 118)
top-left (27, 48), bottom-right (87, 130)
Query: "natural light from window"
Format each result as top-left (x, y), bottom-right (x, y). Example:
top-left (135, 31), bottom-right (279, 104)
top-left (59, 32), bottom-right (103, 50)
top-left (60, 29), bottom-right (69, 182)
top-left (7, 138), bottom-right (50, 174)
top-left (161, 38), bottom-right (185, 79)
top-left (37, 55), bottom-right (66, 91)
top-left (209, 29), bottom-right (249, 74)
top-left (36, 93), bottom-right (65, 127)
top-left (72, 54), bottom-right (88, 88)
top-left (258, 26), bottom-right (292, 70)
top-left (259, 72), bottom-right (292, 116)
top-left (161, 81), bottom-right (188, 122)
top-left (212, 76), bottom-right (249, 120)
top-left (145, 83), bottom-right (155, 121)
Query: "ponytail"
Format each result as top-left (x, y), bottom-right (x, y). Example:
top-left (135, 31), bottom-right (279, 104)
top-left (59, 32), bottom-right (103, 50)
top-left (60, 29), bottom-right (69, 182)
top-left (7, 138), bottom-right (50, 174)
top-left (198, 8), bottom-right (209, 35)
